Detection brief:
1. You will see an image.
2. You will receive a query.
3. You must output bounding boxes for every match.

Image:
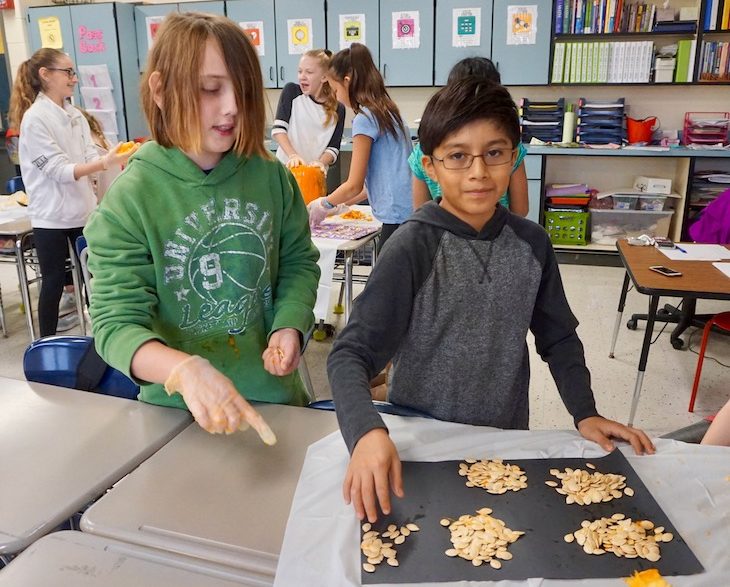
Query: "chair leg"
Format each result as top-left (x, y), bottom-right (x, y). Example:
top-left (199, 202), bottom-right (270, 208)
top-left (689, 318), bottom-right (715, 412)
top-left (298, 354), bottom-right (316, 403)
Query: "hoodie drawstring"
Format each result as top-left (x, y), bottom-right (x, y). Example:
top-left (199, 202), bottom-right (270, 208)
top-left (465, 240), bottom-right (493, 284)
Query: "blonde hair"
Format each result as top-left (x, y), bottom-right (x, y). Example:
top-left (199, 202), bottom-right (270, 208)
top-left (9, 48), bottom-right (66, 129)
top-left (302, 49), bottom-right (338, 127)
top-left (141, 12), bottom-right (268, 159)
top-left (78, 108), bottom-right (110, 150)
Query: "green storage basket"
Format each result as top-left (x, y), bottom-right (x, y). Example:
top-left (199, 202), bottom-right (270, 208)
top-left (543, 210), bottom-right (590, 245)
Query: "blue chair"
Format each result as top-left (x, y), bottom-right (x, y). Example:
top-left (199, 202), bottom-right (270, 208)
top-left (6, 175), bottom-right (24, 194)
top-left (23, 335), bottom-right (139, 399)
top-left (308, 399), bottom-right (432, 418)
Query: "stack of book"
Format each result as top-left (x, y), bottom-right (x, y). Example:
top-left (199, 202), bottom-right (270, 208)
top-left (687, 170), bottom-right (730, 223)
top-left (519, 98), bottom-right (565, 143)
top-left (551, 41), bottom-right (654, 83)
top-left (545, 183), bottom-right (592, 210)
top-left (653, 20), bottom-right (696, 32)
top-left (674, 39), bottom-right (698, 82)
top-left (698, 41), bottom-right (730, 81)
top-left (576, 98), bottom-right (625, 145)
top-left (554, 0), bottom-right (660, 34)
top-left (704, 0), bottom-right (730, 31)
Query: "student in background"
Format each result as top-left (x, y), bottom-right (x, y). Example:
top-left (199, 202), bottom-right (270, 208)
top-left (307, 43), bottom-right (412, 250)
top-left (84, 13), bottom-right (320, 441)
top-left (409, 57), bottom-right (529, 217)
top-left (328, 77), bottom-right (654, 522)
top-left (272, 49), bottom-right (345, 175)
top-left (10, 48), bottom-right (135, 336)
top-left (78, 108), bottom-right (120, 201)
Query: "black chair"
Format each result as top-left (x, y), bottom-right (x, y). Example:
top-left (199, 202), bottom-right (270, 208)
top-left (626, 298), bottom-right (712, 349)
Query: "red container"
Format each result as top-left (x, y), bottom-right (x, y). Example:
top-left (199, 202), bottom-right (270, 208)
top-left (626, 116), bottom-right (658, 144)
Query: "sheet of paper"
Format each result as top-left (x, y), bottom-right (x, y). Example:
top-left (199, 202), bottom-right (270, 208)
top-left (712, 262), bottom-right (730, 278)
top-left (78, 64), bottom-right (113, 89)
top-left (85, 109), bottom-right (118, 135)
top-left (659, 244), bottom-right (730, 261)
top-left (80, 87), bottom-right (116, 112)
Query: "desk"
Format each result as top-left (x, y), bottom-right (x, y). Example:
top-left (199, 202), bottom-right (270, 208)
top-left (0, 209), bottom-right (35, 339)
top-left (0, 531), bottom-right (251, 586)
top-left (610, 240), bottom-right (730, 425)
top-left (274, 416), bottom-right (730, 586)
top-left (80, 404), bottom-right (339, 584)
top-left (0, 377), bottom-right (191, 556)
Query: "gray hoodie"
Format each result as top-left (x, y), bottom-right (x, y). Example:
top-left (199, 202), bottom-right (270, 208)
top-left (328, 201), bottom-right (599, 453)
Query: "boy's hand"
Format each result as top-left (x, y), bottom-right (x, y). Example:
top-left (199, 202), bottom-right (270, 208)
top-left (344, 428), bottom-right (404, 523)
top-left (578, 416), bottom-right (655, 455)
top-left (262, 328), bottom-right (301, 376)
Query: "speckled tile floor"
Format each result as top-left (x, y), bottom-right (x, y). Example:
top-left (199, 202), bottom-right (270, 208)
top-left (1, 260), bottom-right (727, 438)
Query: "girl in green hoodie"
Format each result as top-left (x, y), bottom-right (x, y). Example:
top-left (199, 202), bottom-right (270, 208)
top-left (84, 12), bottom-right (320, 442)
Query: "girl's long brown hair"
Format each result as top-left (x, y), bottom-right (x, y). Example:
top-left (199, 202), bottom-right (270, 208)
top-left (328, 43), bottom-right (407, 142)
top-left (9, 48), bottom-right (66, 129)
top-left (141, 12), bottom-right (268, 159)
top-left (303, 48), bottom-right (338, 127)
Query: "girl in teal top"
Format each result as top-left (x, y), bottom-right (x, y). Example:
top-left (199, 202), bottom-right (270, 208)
top-left (409, 57), bottom-right (530, 216)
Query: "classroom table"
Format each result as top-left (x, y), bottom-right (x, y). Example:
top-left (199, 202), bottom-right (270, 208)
top-left (0, 531), bottom-right (257, 586)
top-left (0, 376), bottom-right (191, 557)
top-left (0, 208), bottom-right (35, 339)
top-left (274, 415), bottom-right (730, 586)
top-left (609, 239), bottom-right (730, 425)
top-left (80, 404), bottom-right (340, 584)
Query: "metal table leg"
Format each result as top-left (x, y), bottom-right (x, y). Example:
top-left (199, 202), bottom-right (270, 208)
top-left (344, 251), bottom-right (354, 322)
top-left (609, 271), bottom-right (631, 358)
top-left (15, 235), bottom-right (35, 341)
top-left (628, 294), bottom-right (659, 427)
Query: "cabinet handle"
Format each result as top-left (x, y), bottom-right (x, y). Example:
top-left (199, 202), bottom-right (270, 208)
top-left (280, 66), bottom-right (285, 81)
top-left (382, 63), bottom-right (387, 81)
top-left (269, 66), bottom-right (274, 81)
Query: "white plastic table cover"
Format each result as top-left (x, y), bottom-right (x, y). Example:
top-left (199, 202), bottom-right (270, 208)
top-left (274, 415), bottom-right (729, 587)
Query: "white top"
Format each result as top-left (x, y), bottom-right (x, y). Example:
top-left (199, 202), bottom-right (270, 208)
top-left (80, 404), bottom-right (339, 582)
top-left (0, 377), bottom-right (191, 555)
top-left (275, 417), bottom-right (730, 586)
top-left (0, 531), bottom-right (253, 586)
top-left (19, 93), bottom-right (98, 229)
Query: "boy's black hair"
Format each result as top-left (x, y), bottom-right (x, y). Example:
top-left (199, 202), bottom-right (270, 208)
top-left (418, 77), bottom-right (520, 156)
top-left (446, 56), bottom-right (501, 85)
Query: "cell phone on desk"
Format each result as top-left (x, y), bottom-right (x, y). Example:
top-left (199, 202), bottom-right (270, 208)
top-left (649, 265), bottom-right (682, 277)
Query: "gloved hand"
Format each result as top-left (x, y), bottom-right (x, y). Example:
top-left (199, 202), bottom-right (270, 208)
top-left (164, 355), bottom-right (277, 444)
top-left (309, 160), bottom-right (328, 174)
top-left (262, 328), bottom-right (301, 376)
top-left (307, 196), bottom-right (343, 227)
top-left (286, 154), bottom-right (306, 169)
top-left (104, 141), bottom-right (139, 170)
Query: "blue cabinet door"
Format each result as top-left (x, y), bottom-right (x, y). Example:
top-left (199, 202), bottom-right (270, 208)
top-left (69, 4), bottom-right (128, 141)
top-left (274, 0), bottom-right (326, 87)
top-left (134, 4), bottom-right (178, 73)
top-left (527, 178), bottom-right (542, 223)
top-left (379, 0), bottom-right (434, 86)
top-left (434, 0), bottom-right (493, 86)
top-left (326, 0), bottom-right (379, 65)
top-left (27, 7), bottom-right (80, 104)
top-left (184, 2), bottom-right (225, 15)
top-left (113, 3), bottom-right (147, 141)
top-left (491, 0), bottom-right (551, 85)
top-left (225, 0), bottom-right (278, 89)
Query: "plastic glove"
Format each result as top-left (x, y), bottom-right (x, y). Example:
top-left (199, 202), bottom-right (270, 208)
top-left (103, 141), bottom-right (139, 170)
top-left (286, 154), bottom-right (306, 169)
top-left (262, 328), bottom-right (301, 376)
top-left (309, 160), bottom-right (328, 174)
top-left (307, 196), bottom-right (343, 227)
top-left (164, 355), bottom-right (277, 444)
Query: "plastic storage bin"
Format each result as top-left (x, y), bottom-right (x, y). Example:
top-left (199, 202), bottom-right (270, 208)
top-left (613, 195), bottom-right (638, 210)
top-left (590, 209), bottom-right (673, 245)
top-left (637, 195), bottom-right (669, 211)
top-left (544, 210), bottom-right (590, 245)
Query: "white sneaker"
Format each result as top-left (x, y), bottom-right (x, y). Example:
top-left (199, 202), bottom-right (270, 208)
top-left (56, 312), bottom-right (79, 333)
top-left (59, 292), bottom-right (76, 316)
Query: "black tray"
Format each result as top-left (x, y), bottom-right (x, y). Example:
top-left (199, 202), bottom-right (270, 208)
top-left (361, 450), bottom-right (702, 584)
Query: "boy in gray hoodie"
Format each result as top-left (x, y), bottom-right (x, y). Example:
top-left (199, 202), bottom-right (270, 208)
top-left (327, 78), bottom-right (655, 523)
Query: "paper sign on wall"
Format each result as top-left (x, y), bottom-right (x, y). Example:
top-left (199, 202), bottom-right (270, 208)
top-left (339, 14), bottom-right (365, 49)
top-left (86, 109), bottom-right (118, 135)
top-left (452, 8), bottom-right (481, 47)
top-left (146, 16), bottom-right (165, 49)
top-left (39, 17), bottom-right (63, 49)
top-left (288, 18), bottom-right (313, 54)
top-left (80, 87), bottom-right (115, 112)
top-left (507, 5), bottom-right (537, 45)
top-left (240, 21), bottom-right (265, 56)
top-left (392, 11), bottom-right (420, 49)
top-left (78, 64), bottom-right (113, 89)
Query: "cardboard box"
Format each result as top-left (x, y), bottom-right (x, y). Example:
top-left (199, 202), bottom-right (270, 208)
top-left (633, 176), bottom-right (672, 195)
top-left (679, 6), bottom-right (698, 20)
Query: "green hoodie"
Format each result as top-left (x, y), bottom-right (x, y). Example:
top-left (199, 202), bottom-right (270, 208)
top-left (84, 142), bottom-right (320, 408)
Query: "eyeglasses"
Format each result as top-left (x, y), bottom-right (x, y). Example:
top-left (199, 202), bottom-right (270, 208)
top-left (431, 148), bottom-right (516, 170)
top-left (47, 67), bottom-right (77, 79)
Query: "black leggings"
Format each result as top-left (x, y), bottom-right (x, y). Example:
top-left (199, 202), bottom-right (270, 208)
top-left (377, 223), bottom-right (401, 255)
top-left (33, 227), bottom-right (84, 336)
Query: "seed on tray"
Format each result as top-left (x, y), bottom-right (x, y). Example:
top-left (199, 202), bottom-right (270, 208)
top-left (458, 459), bottom-right (528, 494)
top-left (363, 563), bottom-right (375, 573)
top-left (360, 520), bottom-right (419, 574)
top-left (406, 523), bottom-right (420, 532)
top-left (566, 516), bottom-right (673, 561)
top-left (547, 466), bottom-right (633, 505)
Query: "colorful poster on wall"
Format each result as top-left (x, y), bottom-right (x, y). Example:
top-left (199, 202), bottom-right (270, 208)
top-left (452, 8), bottom-right (481, 47)
top-left (507, 5), bottom-right (537, 45)
top-left (339, 14), bottom-right (365, 50)
top-left (392, 11), bottom-right (420, 50)
top-left (288, 18), bottom-right (313, 54)
top-left (239, 21), bottom-right (265, 56)
top-left (38, 17), bottom-right (63, 49)
top-left (146, 16), bottom-right (165, 49)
